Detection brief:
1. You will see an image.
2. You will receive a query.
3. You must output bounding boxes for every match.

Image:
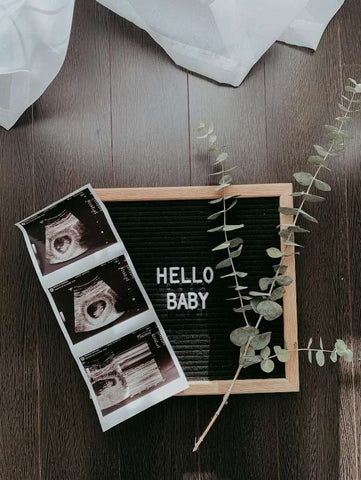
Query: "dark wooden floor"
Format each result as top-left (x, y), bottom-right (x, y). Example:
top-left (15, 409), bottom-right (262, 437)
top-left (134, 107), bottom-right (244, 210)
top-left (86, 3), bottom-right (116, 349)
top-left (1, 1), bottom-right (361, 479)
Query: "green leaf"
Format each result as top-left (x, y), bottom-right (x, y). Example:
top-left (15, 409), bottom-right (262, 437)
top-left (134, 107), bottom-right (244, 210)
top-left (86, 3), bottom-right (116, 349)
top-left (212, 241), bottom-right (230, 251)
top-left (214, 152), bottom-right (229, 165)
top-left (343, 349), bottom-right (353, 362)
top-left (197, 121), bottom-right (206, 131)
top-left (230, 327), bottom-right (259, 347)
top-left (276, 349), bottom-right (291, 363)
top-left (209, 134), bottom-right (217, 146)
top-left (215, 183), bottom-right (230, 192)
top-left (330, 350), bottom-right (338, 363)
top-left (302, 193), bottom-right (325, 203)
top-left (275, 275), bottom-right (292, 286)
top-left (209, 197), bottom-right (224, 204)
top-left (266, 247), bottom-right (282, 258)
top-left (257, 300), bottom-right (283, 321)
top-left (225, 199), bottom-right (237, 211)
top-left (229, 245), bottom-right (243, 258)
top-left (223, 224), bottom-right (244, 231)
top-left (270, 286), bottom-right (285, 301)
top-left (250, 291), bottom-right (267, 297)
top-left (219, 174), bottom-right (232, 184)
top-left (261, 346), bottom-right (271, 359)
top-left (250, 298), bottom-right (262, 313)
top-left (293, 172), bottom-right (313, 186)
top-left (308, 350), bottom-right (312, 363)
top-left (299, 209), bottom-right (318, 223)
top-left (335, 339), bottom-right (347, 356)
top-left (314, 179), bottom-right (331, 192)
top-left (285, 240), bottom-right (303, 247)
top-left (274, 345), bottom-right (282, 354)
top-left (207, 211), bottom-right (223, 220)
top-left (240, 354), bottom-right (262, 368)
top-left (259, 277), bottom-right (273, 291)
top-left (349, 78), bottom-right (358, 85)
top-left (261, 359), bottom-right (275, 373)
top-left (315, 350), bottom-right (325, 367)
top-left (307, 155), bottom-right (330, 169)
top-left (287, 225), bottom-right (310, 233)
top-left (307, 337), bottom-right (313, 349)
top-left (215, 258), bottom-right (232, 269)
top-left (229, 237), bottom-right (243, 248)
top-left (279, 229), bottom-right (290, 239)
top-left (220, 271), bottom-right (247, 279)
top-left (273, 264), bottom-right (288, 274)
top-left (250, 332), bottom-right (272, 350)
top-left (233, 305), bottom-right (252, 313)
top-left (314, 144), bottom-right (329, 157)
top-left (345, 85), bottom-right (356, 93)
top-left (338, 103), bottom-right (349, 113)
top-left (279, 207), bottom-right (298, 216)
top-left (207, 225), bottom-right (223, 232)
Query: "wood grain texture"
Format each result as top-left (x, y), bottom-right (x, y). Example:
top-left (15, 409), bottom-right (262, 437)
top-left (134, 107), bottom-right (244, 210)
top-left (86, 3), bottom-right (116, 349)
top-left (32, 2), bottom-right (117, 479)
top-left (1, 0), bottom-right (361, 479)
top-left (188, 61), bottom-right (280, 480)
top-left (264, 14), bottom-right (355, 480)
top-left (0, 111), bottom-right (39, 480)
top-left (107, 10), bottom-right (199, 480)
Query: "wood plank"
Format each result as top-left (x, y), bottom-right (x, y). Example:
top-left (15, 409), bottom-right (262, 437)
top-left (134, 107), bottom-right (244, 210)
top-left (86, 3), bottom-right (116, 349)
top-left (0, 112), bottom-right (39, 480)
top-left (343, 64), bottom-right (361, 480)
top-left (109, 14), bottom-right (191, 188)
top-left (265, 21), bottom-right (355, 479)
top-left (188, 61), bottom-right (280, 479)
top-left (339, 0), bottom-right (361, 66)
top-left (107, 11), bottom-right (199, 480)
top-left (32, 1), bottom-right (118, 479)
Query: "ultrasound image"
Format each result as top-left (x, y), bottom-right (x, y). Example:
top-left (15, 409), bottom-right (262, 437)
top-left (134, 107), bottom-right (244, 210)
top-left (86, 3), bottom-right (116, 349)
top-left (80, 323), bottom-right (179, 415)
top-left (73, 276), bottom-right (123, 332)
top-left (21, 188), bottom-right (117, 275)
top-left (50, 256), bottom-right (148, 343)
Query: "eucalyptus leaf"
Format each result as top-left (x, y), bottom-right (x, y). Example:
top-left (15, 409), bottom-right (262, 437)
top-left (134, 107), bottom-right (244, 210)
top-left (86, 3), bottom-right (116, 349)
top-left (279, 207), bottom-right (298, 216)
top-left (273, 264), bottom-right (288, 274)
top-left (287, 225), bottom-right (310, 233)
top-left (335, 339), bottom-right (347, 356)
top-left (230, 245), bottom-right (243, 258)
top-left (307, 337), bottom-right (313, 349)
top-left (226, 199), bottom-right (237, 211)
top-left (315, 350), bottom-right (325, 367)
top-left (270, 286), bottom-right (285, 301)
top-left (257, 300), bottom-right (283, 321)
top-left (276, 349), bottom-right (291, 363)
top-left (314, 179), bottom-right (331, 192)
top-left (229, 237), bottom-right (243, 248)
top-left (207, 225), bottom-right (223, 232)
top-left (285, 240), bottom-right (303, 247)
top-left (214, 152), bottom-right (229, 165)
top-left (233, 305), bottom-right (252, 313)
top-left (230, 327), bottom-right (259, 347)
top-left (223, 224), bottom-right (244, 231)
top-left (259, 277), bottom-right (273, 291)
top-left (261, 359), bottom-right (275, 373)
top-left (275, 275), bottom-right (292, 286)
top-left (303, 193), bottom-right (325, 203)
top-left (207, 211), bottom-right (223, 221)
top-left (216, 258), bottom-right (232, 269)
top-left (308, 350), bottom-right (312, 364)
top-left (208, 197), bottom-right (224, 204)
top-left (212, 241), bottom-right (230, 251)
top-left (250, 298), bottom-right (262, 313)
top-left (293, 172), bottom-right (313, 186)
top-left (330, 350), bottom-right (338, 363)
top-left (299, 209), bottom-right (318, 223)
top-left (197, 121), bottom-right (206, 131)
top-left (250, 291), bottom-right (267, 297)
top-left (215, 183), bottom-right (230, 191)
top-left (314, 144), bottom-right (329, 156)
top-left (250, 332), bottom-right (272, 350)
top-left (266, 247), bottom-right (282, 258)
top-left (307, 155), bottom-right (330, 169)
top-left (343, 349), bottom-right (353, 362)
top-left (261, 346), bottom-right (271, 359)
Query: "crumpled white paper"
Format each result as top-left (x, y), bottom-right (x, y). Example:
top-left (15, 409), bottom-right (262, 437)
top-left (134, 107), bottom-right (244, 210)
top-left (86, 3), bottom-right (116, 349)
top-left (0, 0), bottom-right (344, 129)
top-left (0, 0), bottom-right (74, 129)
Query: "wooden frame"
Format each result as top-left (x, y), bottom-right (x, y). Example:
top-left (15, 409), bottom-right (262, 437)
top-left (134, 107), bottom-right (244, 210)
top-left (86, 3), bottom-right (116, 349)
top-left (96, 184), bottom-right (299, 395)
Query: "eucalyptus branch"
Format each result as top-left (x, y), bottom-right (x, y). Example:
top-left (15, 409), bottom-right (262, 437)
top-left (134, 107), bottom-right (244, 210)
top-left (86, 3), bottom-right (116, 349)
top-left (193, 78), bottom-right (360, 452)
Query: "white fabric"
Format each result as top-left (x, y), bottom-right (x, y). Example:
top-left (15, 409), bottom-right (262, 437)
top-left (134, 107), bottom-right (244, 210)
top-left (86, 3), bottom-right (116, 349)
top-left (0, 0), bottom-right (74, 129)
top-left (0, 0), bottom-right (344, 130)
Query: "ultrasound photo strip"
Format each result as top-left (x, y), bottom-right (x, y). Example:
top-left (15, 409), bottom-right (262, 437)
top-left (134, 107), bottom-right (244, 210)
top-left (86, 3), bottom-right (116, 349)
top-left (16, 185), bottom-right (188, 431)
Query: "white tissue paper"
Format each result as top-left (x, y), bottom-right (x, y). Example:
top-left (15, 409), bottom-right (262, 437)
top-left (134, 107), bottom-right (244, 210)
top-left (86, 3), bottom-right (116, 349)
top-left (0, 0), bottom-right (74, 130)
top-left (0, 0), bottom-right (344, 129)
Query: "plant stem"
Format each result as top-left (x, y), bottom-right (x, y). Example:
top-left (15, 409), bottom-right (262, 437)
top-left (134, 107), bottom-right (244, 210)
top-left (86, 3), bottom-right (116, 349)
top-left (221, 164), bottom-right (249, 326)
top-left (193, 91), bottom-right (356, 453)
